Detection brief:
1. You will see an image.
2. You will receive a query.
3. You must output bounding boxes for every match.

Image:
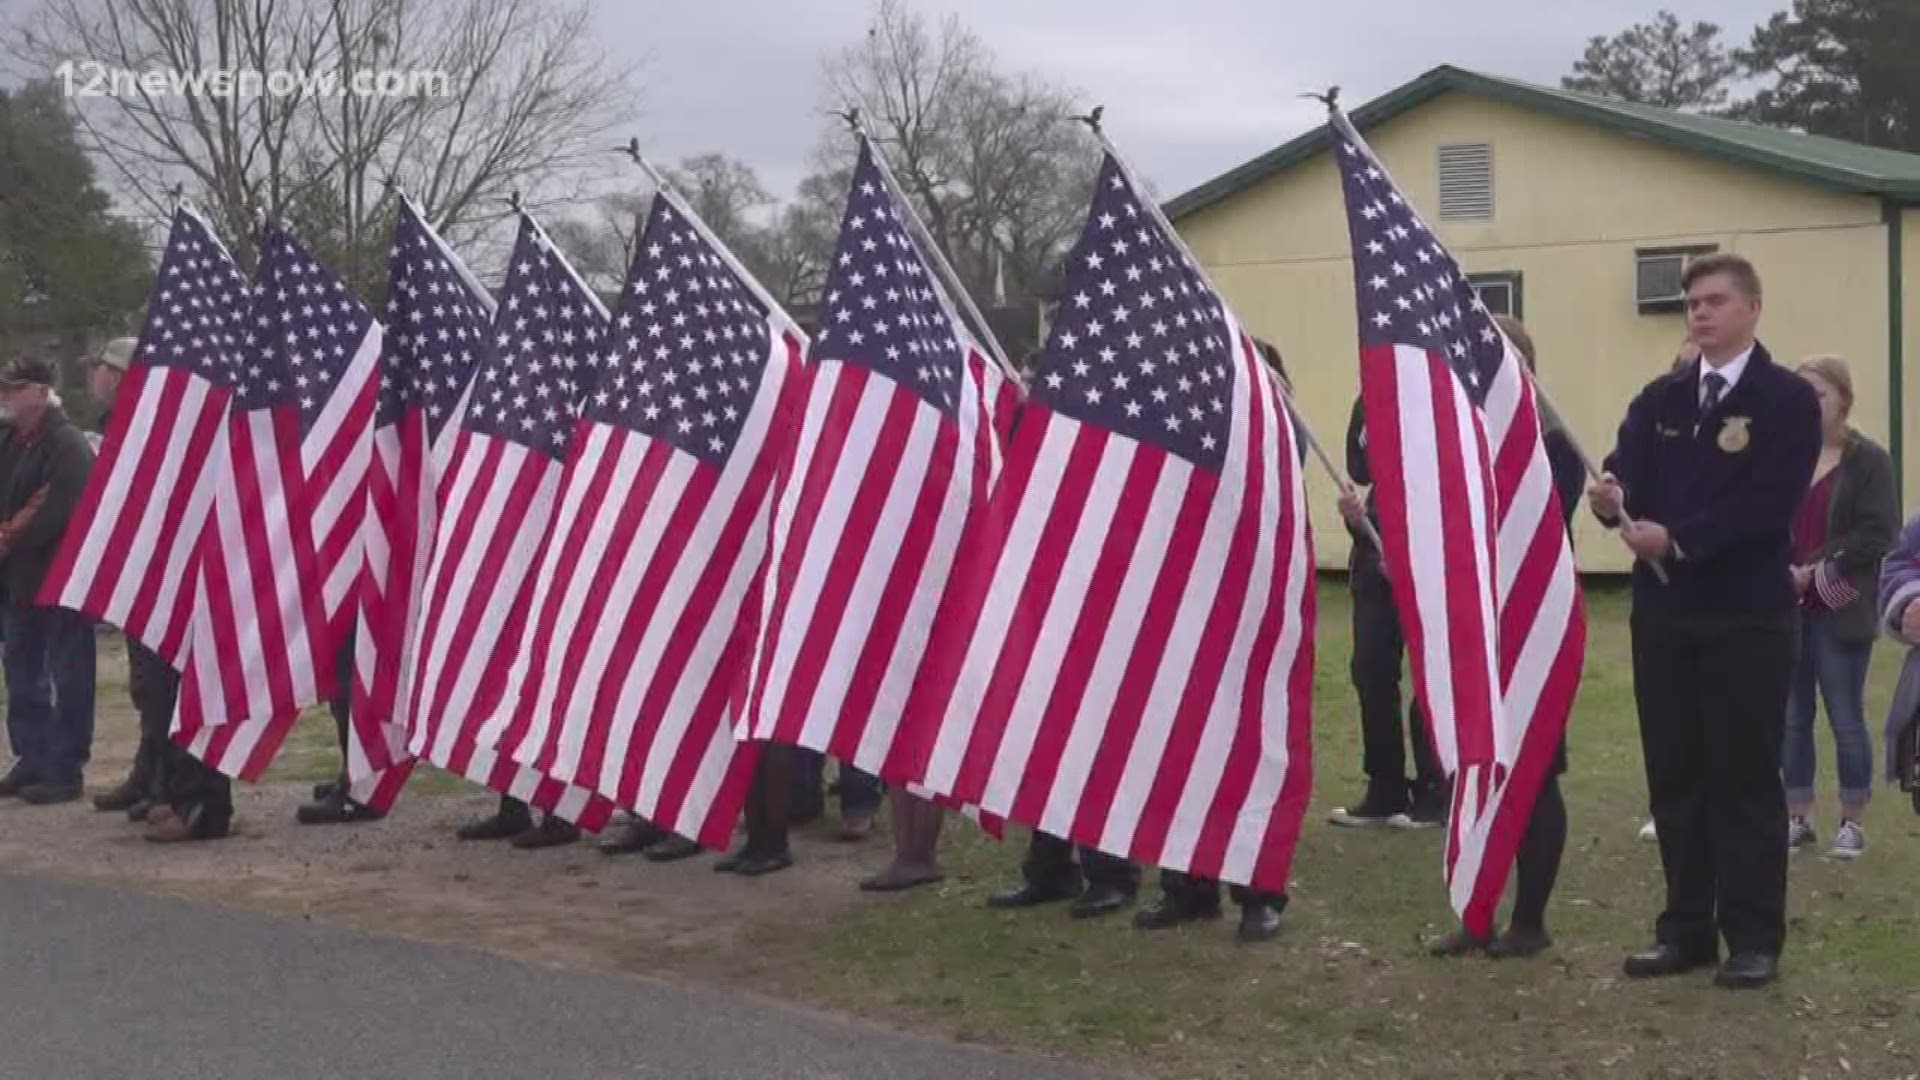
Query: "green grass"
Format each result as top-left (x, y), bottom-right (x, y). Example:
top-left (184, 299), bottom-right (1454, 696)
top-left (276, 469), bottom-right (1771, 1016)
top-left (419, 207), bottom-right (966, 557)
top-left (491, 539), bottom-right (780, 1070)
top-left (747, 583), bottom-right (1920, 1079)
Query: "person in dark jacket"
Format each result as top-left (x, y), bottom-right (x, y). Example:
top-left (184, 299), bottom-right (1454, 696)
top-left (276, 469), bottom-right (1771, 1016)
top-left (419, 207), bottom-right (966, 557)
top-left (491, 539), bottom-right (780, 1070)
top-left (1590, 253), bottom-right (1820, 990)
top-left (1332, 403), bottom-right (1445, 828)
top-left (0, 357), bottom-right (98, 805)
top-left (1781, 356), bottom-right (1898, 859)
top-left (1427, 316), bottom-right (1585, 960)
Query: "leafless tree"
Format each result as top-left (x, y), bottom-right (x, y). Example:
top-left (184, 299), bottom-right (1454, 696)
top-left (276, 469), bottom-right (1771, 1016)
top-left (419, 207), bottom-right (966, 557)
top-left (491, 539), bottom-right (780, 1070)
top-left (815, 0), bottom-right (1097, 309)
top-left (543, 189), bottom-right (647, 298)
top-left (10, 0), bottom-right (641, 289)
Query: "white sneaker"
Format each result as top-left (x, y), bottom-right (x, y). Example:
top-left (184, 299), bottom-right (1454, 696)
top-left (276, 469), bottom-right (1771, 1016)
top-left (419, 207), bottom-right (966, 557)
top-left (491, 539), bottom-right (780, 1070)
top-left (1787, 816), bottom-right (1817, 851)
top-left (1829, 818), bottom-right (1865, 860)
top-left (1636, 820), bottom-right (1658, 843)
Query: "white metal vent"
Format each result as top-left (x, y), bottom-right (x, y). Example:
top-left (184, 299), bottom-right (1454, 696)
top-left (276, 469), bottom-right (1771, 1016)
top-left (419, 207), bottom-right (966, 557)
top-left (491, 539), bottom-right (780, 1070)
top-left (1437, 143), bottom-right (1493, 220)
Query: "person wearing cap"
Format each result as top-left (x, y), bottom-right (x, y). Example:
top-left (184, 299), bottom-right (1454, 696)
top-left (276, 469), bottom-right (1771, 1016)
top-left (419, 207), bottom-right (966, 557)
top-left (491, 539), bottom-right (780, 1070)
top-left (86, 339), bottom-right (162, 817)
top-left (82, 337), bottom-right (134, 453)
top-left (0, 356), bottom-right (98, 805)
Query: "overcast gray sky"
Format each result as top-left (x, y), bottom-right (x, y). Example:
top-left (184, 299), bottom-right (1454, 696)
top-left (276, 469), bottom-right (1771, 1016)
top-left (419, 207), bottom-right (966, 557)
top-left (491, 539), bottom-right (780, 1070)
top-left (605, 0), bottom-right (1786, 204)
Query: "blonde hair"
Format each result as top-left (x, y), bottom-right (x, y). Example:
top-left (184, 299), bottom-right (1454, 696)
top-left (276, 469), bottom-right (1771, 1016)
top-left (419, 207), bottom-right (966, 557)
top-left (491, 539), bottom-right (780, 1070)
top-left (1492, 314), bottom-right (1564, 434)
top-left (1492, 315), bottom-right (1535, 369)
top-left (1797, 355), bottom-right (1854, 418)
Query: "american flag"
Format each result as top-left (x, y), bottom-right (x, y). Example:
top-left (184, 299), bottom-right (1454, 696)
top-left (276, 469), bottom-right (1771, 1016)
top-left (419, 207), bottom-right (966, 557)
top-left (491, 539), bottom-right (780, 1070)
top-left (38, 209), bottom-right (247, 660)
top-left (347, 197), bottom-right (492, 783)
top-left (1813, 559), bottom-right (1862, 610)
top-left (737, 136), bottom-right (1016, 787)
top-left (401, 212), bottom-right (616, 829)
top-left (498, 193), bottom-right (804, 849)
top-left (902, 152), bottom-right (1317, 892)
top-left (172, 225), bottom-right (384, 779)
top-left (1333, 113), bottom-right (1586, 936)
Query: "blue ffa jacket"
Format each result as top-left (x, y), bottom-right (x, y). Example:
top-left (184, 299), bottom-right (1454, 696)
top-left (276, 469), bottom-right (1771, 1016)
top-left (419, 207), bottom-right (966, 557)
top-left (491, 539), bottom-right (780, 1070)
top-left (1600, 344), bottom-right (1821, 619)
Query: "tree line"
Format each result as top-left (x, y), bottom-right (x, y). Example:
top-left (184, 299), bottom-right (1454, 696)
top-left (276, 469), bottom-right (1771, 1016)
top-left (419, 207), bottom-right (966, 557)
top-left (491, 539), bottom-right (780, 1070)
top-left (1564, 0), bottom-right (1918, 152)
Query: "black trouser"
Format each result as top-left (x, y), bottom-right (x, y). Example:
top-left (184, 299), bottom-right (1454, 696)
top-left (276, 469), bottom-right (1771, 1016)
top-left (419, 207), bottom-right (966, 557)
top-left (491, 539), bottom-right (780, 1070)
top-left (327, 633), bottom-right (354, 786)
top-left (1157, 869), bottom-right (1286, 914)
top-left (742, 744), bottom-right (795, 856)
top-left (129, 642), bottom-right (230, 821)
top-left (1349, 548), bottom-right (1441, 793)
top-left (128, 662), bottom-right (170, 804)
top-left (1631, 611), bottom-right (1794, 958)
top-left (792, 749), bottom-right (883, 820)
top-left (1023, 830), bottom-right (1139, 894)
top-left (1509, 775), bottom-right (1566, 933)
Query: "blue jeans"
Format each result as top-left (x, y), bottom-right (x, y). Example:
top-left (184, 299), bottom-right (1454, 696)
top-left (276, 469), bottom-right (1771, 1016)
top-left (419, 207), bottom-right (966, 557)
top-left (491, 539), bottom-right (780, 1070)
top-left (1783, 613), bottom-right (1874, 808)
top-left (4, 603), bottom-right (97, 783)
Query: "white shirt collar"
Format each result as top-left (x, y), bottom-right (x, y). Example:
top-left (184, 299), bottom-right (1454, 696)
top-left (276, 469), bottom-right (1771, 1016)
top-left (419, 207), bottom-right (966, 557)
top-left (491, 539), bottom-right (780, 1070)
top-left (1699, 343), bottom-right (1754, 404)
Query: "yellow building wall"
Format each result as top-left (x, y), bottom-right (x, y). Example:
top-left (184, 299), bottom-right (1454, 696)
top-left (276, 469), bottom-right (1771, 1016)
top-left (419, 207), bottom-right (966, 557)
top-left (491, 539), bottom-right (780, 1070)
top-left (1179, 91), bottom-right (1897, 572)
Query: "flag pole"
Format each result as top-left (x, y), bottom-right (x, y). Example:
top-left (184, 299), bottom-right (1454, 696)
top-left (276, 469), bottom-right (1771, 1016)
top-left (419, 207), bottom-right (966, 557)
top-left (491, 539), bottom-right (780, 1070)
top-left (1321, 100), bottom-right (1667, 583)
top-left (611, 139), bottom-right (802, 329)
top-left (1079, 107), bottom-right (1387, 557)
top-left (842, 107), bottom-right (1025, 390)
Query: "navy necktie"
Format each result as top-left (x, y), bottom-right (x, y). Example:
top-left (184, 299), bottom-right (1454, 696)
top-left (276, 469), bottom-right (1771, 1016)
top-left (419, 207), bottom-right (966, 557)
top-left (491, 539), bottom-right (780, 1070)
top-left (1697, 371), bottom-right (1727, 435)
top-left (1701, 371), bottom-right (1727, 412)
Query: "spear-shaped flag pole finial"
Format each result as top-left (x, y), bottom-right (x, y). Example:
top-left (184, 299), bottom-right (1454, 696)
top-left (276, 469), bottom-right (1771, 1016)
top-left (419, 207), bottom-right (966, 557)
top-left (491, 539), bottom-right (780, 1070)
top-left (1077, 105), bottom-right (1104, 135)
top-left (834, 106), bottom-right (863, 136)
top-left (1304, 86), bottom-right (1341, 112)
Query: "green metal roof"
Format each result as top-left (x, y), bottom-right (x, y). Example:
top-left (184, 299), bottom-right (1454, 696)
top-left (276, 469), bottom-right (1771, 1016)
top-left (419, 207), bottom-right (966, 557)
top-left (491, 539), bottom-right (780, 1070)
top-left (1165, 65), bottom-right (1920, 220)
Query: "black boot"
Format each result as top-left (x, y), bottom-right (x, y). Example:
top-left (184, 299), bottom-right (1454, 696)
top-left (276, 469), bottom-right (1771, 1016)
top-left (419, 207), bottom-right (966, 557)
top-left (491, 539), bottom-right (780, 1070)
top-left (985, 878), bottom-right (1082, 910)
top-left (1134, 896), bottom-right (1222, 931)
top-left (510, 816), bottom-right (581, 850)
top-left (1069, 883), bottom-right (1135, 920)
top-left (296, 786), bottom-right (385, 825)
top-left (643, 835), bottom-right (706, 862)
top-left (457, 803), bottom-right (535, 841)
top-left (599, 817), bottom-right (669, 855)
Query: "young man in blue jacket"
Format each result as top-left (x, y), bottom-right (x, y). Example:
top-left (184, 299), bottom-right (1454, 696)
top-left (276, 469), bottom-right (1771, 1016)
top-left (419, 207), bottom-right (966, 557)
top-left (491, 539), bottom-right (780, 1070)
top-left (1590, 254), bottom-right (1820, 989)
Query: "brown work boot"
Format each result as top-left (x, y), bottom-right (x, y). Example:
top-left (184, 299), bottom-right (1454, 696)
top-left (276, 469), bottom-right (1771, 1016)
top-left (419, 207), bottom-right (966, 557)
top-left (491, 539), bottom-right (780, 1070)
top-left (146, 804), bottom-right (233, 843)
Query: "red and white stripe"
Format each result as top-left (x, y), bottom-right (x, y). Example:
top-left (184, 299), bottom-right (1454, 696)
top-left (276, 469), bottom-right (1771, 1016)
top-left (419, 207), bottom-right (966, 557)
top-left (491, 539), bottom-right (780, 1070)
top-left (500, 331), bottom-right (805, 848)
top-left (1336, 113), bottom-right (1587, 936)
top-left (906, 330), bottom-right (1316, 891)
top-left (349, 205), bottom-right (492, 782)
top-left (738, 349), bottom-right (1014, 783)
top-left (38, 212), bottom-right (238, 664)
top-left (173, 320), bottom-right (380, 736)
top-left (398, 428), bottom-right (614, 829)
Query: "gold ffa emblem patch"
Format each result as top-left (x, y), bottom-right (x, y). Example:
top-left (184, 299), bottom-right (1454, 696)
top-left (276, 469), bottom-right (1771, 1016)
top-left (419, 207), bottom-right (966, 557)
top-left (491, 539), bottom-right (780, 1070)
top-left (1717, 416), bottom-right (1752, 454)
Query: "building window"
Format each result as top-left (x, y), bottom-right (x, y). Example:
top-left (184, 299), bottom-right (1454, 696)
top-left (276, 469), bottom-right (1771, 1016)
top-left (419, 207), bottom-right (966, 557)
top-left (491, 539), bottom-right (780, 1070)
top-left (1469, 272), bottom-right (1523, 319)
top-left (1634, 244), bottom-right (1719, 315)
top-left (1437, 143), bottom-right (1494, 220)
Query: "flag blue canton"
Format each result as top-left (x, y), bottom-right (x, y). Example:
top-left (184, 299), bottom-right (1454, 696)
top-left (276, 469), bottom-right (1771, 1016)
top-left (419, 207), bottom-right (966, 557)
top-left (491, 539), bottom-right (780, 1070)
top-left (1339, 139), bottom-right (1506, 404)
top-left (813, 140), bottom-right (966, 417)
top-left (467, 217), bottom-right (609, 458)
top-left (380, 204), bottom-right (490, 440)
top-left (136, 211), bottom-right (251, 386)
top-left (1032, 155), bottom-right (1234, 473)
top-left (237, 227), bottom-right (376, 430)
top-left (592, 196), bottom-right (772, 467)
